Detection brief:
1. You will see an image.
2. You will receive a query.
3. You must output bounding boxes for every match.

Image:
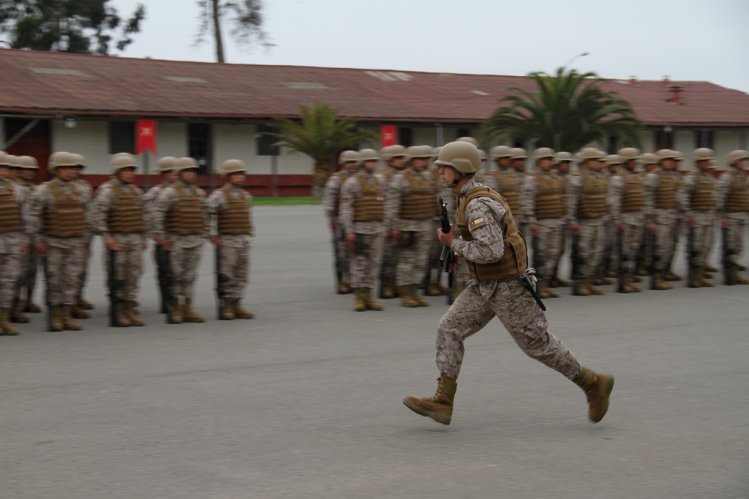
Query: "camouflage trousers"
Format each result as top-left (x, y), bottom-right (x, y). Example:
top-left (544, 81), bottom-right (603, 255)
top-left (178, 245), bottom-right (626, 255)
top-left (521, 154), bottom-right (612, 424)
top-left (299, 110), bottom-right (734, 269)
top-left (577, 218), bottom-right (606, 278)
top-left (379, 237), bottom-right (399, 287)
top-left (653, 209), bottom-right (678, 272)
top-left (396, 229), bottom-right (432, 287)
top-left (217, 241), bottom-right (250, 299)
top-left (533, 219), bottom-right (564, 280)
top-left (723, 213), bottom-right (748, 264)
top-left (102, 234), bottom-right (144, 302)
top-left (333, 225), bottom-right (351, 283)
top-left (76, 236), bottom-right (92, 299)
top-left (686, 212), bottom-right (715, 268)
top-left (436, 278), bottom-right (581, 381)
top-left (349, 232), bottom-right (384, 289)
top-left (616, 212), bottom-right (645, 273)
top-left (0, 233), bottom-right (24, 308)
top-left (169, 238), bottom-right (203, 301)
top-left (16, 241), bottom-right (38, 300)
top-left (45, 238), bottom-right (85, 306)
top-left (427, 219), bottom-right (442, 276)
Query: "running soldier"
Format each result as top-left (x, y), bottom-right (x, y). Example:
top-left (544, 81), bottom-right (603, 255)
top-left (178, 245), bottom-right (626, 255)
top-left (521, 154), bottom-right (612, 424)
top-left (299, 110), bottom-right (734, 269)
top-left (377, 145), bottom-right (406, 298)
top-left (208, 159), bottom-right (255, 320)
top-left (403, 141), bottom-right (614, 426)
top-left (339, 149), bottom-right (387, 312)
top-left (716, 150), bottom-right (749, 284)
top-left (153, 157), bottom-right (209, 324)
top-left (91, 153), bottom-right (147, 326)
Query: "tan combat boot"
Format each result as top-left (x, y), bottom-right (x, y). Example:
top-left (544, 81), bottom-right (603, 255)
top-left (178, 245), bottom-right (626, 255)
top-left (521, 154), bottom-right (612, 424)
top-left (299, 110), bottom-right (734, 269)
top-left (573, 279), bottom-right (591, 296)
top-left (0, 308), bottom-right (20, 335)
top-left (338, 280), bottom-right (352, 294)
top-left (399, 286), bottom-right (418, 308)
top-left (61, 305), bottom-right (82, 331)
top-left (589, 278), bottom-right (605, 295)
top-left (232, 299), bottom-right (255, 319)
top-left (10, 299), bottom-right (30, 323)
top-left (426, 276), bottom-right (445, 296)
top-left (550, 276), bottom-right (570, 287)
top-left (168, 298), bottom-right (183, 324)
top-left (664, 270), bottom-right (682, 281)
top-left (381, 280), bottom-right (395, 299)
top-left (411, 285), bottom-right (429, 307)
top-left (71, 302), bottom-right (91, 319)
top-left (703, 263), bottom-right (718, 273)
top-left (353, 288), bottom-right (366, 312)
top-left (49, 305), bottom-right (64, 332)
top-left (653, 272), bottom-right (673, 290)
top-left (113, 302), bottom-right (131, 327)
top-left (220, 300), bottom-right (236, 320)
top-left (593, 273), bottom-right (612, 286)
top-left (364, 289), bottom-right (383, 311)
top-left (126, 301), bottom-right (145, 326)
top-left (403, 376), bottom-right (457, 425)
top-left (698, 268), bottom-right (715, 287)
top-left (625, 274), bottom-right (642, 293)
top-left (733, 267), bottom-right (749, 285)
top-left (183, 298), bottom-right (205, 323)
top-left (76, 296), bottom-right (94, 310)
top-left (574, 367), bottom-right (615, 423)
top-left (538, 280), bottom-right (560, 299)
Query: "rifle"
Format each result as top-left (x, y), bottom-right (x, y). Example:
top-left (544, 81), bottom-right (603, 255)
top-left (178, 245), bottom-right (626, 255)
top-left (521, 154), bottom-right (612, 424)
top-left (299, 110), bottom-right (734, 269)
top-left (687, 223), bottom-right (698, 286)
top-left (155, 245), bottom-right (167, 314)
top-left (41, 254), bottom-right (52, 332)
top-left (215, 244), bottom-right (228, 319)
top-left (722, 225), bottom-right (735, 285)
top-left (438, 197), bottom-right (455, 304)
top-left (159, 245), bottom-right (175, 323)
top-left (616, 228), bottom-right (626, 292)
top-left (520, 270), bottom-right (546, 311)
top-left (570, 231), bottom-right (581, 295)
top-left (332, 225), bottom-right (344, 294)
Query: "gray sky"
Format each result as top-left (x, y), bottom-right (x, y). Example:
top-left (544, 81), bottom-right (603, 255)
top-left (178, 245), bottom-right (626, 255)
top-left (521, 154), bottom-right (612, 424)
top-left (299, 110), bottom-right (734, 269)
top-left (115, 0), bottom-right (749, 92)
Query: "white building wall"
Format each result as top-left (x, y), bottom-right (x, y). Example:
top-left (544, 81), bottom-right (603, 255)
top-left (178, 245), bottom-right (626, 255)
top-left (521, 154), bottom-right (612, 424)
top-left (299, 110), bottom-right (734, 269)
top-left (53, 119), bottom-right (110, 174)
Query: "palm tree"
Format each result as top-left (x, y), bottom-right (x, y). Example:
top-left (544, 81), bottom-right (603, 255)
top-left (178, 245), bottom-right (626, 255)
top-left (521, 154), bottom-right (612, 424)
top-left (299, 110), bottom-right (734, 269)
top-left (481, 67), bottom-right (642, 152)
top-left (274, 103), bottom-right (376, 198)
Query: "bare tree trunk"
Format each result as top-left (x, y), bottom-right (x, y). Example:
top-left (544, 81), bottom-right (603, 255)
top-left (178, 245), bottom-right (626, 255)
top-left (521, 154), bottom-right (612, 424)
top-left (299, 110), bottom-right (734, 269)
top-left (211, 0), bottom-right (225, 63)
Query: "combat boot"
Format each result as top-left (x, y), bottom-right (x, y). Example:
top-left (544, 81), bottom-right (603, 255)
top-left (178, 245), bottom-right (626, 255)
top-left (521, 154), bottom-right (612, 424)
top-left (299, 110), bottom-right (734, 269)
top-left (126, 301), bottom-right (145, 326)
top-left (550, 276), bottom-right (570, 288)
top-left (71, 304), bottom-right (90, 319)
top-left (220, 300), bottom-right (236, 320)
top-left (687, 266), bottom-right (700, 288)
top-left (113, 302), bottom-right (131, 327)
top-left (403, 376), bottom-right (457, 425)
top-left (399, 286), bottom-right (418, 308)
top-left (76, 296), bottom-right (94, 310)
top-left (61, 305), bottom-right (82, 331)
top-left (338, 280), bottom-right (352, 295)
top-left (381, 280), bottom-right (395, 299)
top-left (538, 280), bottom-right (560, 299)
top-left (573, 279), bottom-right (591, 296)
top-left (733, 266), bottom-right (749, 285)
top-left (411, 285), bottom-right (429, 307)
top-left (10, 299), bottom-right (30, 323)
top-left (426, 276), bottom-right (445, 296)
top-left (703, 263), bottom-right (718, 273)
top-left (664, 270), bottom-right (682, 281)
top-left (593, 273), bottom-right (612, 286)
top-left (652, 273), bottom-right (673, 290)
top-left (183, 298), bottom-right (205, 323)
top-left (167, 298), bottom-right (183, 324)
top-left (364, 289), bottom-right (384, 311)
top-left (625, 274), bottom-right (642, 293)
top-left (353, 288), bottom-right (366, 312)
top-left (232, 299), bottom-right (255, 319)
top-left (49, 305), bottom-right (64, 332)
top-left (574, 367), bottom-right (614, 423)
top-left (0, 308), bottom-right (20, 335)
top-left (698, 268), bottom-right (715, 288)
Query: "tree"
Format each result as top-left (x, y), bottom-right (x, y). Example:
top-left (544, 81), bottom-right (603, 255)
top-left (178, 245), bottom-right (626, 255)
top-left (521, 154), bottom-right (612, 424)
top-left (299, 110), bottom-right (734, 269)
top-left (481, 67), bottom-right (642, 152)
top-left (273, 103), bottom-right (376, 198)
top-left (195, 0), bottom-right (271, 63)
top-left (0, 0), bottom-right (145, 55)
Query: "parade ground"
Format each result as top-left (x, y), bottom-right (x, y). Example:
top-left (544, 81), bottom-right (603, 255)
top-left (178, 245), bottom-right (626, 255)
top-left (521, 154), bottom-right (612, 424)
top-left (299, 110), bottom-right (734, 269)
top-left (1, 205), bottom-right (747, 499)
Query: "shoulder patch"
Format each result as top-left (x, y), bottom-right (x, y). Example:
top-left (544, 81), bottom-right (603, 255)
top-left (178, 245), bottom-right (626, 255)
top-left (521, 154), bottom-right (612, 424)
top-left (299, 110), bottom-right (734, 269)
top-left (468, 217), bottom-right (486, 231)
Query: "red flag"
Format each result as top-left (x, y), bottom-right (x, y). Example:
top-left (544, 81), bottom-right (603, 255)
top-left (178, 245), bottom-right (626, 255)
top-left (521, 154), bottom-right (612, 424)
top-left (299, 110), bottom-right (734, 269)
top-left (380, 125), bottom-right (397, 146)
top-left (136, 120), bottom-right (157, 154)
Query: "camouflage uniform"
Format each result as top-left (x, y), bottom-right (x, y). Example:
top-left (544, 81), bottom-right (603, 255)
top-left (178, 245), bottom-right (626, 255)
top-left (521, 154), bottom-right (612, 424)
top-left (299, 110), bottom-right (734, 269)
top-left (0, 174), bottom-right (31, 335)
top-left (323, 163), bottom-right (357, 294)
top-left (72, 170), bottom-right (95, 315)
top-left (677, 163), bottom-right (717, 286)
top-left (715, 150), bottom-right (749, 284)
top-left (16, 165), bottom-right (40, 313)
top-left (608, 168), bottom-right (645, 292)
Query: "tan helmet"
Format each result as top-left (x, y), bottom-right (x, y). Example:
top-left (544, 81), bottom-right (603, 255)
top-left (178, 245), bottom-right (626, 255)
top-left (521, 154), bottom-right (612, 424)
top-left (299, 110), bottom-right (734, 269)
top-left (579, 147), bottom-right (603, 162)
top-left (674, 151), bottom-right (684, 162)
top-left (490, 145), bottom-right (512, 160)
top-left (692, 148), bottom-right (714, 162)
top-left (73, 153), bottom-right (87, 169)
top-left (379, 145), bottom-right (405, 161)
top-left (111, 153), bottom-right (138, 174)
top-left (726, 149), bottom-right (749, 166)
top-left (655, 149), bottom-right (676, 162)
top-left (434, 140), bottom-right (481, 174)
top-left (48, 151), bottom-right (79, 170)
top-left (618, 147), bottom-right (640, 161)
top-left (604, 154), bottom-right (622, 166)
top-left (7, 154), bottom-right (23, 168)
top-left (221, 159), bottom-right (247, 176)
top-left (358, 148), bottom-right (379, 162)
top-left (431, 146), bottom-right (442, 158)
top-left (640, 152), bottom-right (658, 166)
top-left (157, 156), bottom-right (178, 173)
top-left (338, 150), bottom-right (360, 165)
top-left (18, 156), bottom-right (39, 170)
top-left (405, 145), bottom-right (432, 161)
top-left (176, 156), bottom-right (199, 172)
top-left (510, 147), bottom-right (528, 160)
top-left (533, 147), bottom-right (555, 162)
top-left (553, 151), bottom-right (573, 164)
top-left (456, 136), bottom-right (479, 147)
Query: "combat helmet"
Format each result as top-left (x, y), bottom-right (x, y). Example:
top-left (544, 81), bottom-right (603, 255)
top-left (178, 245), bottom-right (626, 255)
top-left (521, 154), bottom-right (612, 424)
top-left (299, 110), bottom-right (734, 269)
top-left (726, 149), bottom-right (749, 166)
top-left (604, 154), bottom-right (622, 167)
top-left (434, 140), bottom-right (481, 174)
top-left (157, 156), bottom-right (178, 173)
top-left (693, 148), bottom-right (715, 162)
top-left (358, 148), bottom-right (379, 162)
top-left (456, 136), bottom-right (479, 147)
top-left (405, 145), bottom-right (432, 161)
top-left (655, 149), bottom-right (677, 162)
top-left (640, 152), bottom-right (658, 166)
top-left (48, 151), bottom-right (79, 170)
top-left (533, 147), bottom-right (555, 162)
top-left (579, 147), bottom-right (603, 162)
top-left (510, 147), bottom-right (528, 160)
top-left (338, 150), bottom-right (360, 165)
top-left (220, 159), bottom-right (247, 176)
top-left (617, 147), bottom-right (640, 161)
top-left (176, 156), bottom-right (199, 172)
top-left (490, 145), bottom-right (512, 160)
top-left (379, 145), bottom-right (406, 162)
top-left (553, 151), bottom-right (573, 164)
top-left (111, 153), bottom-right (138, 174)
top-left (18, 156), bottom-right (39, 170)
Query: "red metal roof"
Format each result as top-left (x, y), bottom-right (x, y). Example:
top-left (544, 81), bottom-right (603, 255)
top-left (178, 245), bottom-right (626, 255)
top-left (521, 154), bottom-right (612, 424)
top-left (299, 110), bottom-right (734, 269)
top-left (1, 48), bottom-right (748, 127)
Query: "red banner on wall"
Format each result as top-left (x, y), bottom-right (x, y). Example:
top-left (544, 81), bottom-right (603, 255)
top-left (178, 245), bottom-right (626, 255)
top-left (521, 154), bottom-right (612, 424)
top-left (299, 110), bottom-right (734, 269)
top-left (136, 120), bottom-right (157, 154)
top-left (380, 125), bottom-right (397, 146)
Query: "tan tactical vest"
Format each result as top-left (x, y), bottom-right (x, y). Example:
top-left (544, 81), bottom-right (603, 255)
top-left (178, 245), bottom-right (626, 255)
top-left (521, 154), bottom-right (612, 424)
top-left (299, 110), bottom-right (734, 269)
top-left (621, 174), bottom-right (644, 212)
top-left (493, 171), bottom-right (521, 214)
top-left (107, 180), bottom-right (145, 233)
top-left (533, 173), bottom-right (564, 219)
top-left (457, 187), bottom-right (528, 282)
top-left (654, 171), bottom-right (678, 209)
top-left (401, 169), bottom-right (438, 219)
top-left (577, 172), bottom-right (608, 219)
top-left (0, 183), bottom-right (23, 233)
top-left (43, 181), bottom-right (86, 238)
top-left (165, 183), bottom-right (204, 236)
top-left (353, 174), bottom-right (385, 222)
top-left (217, 187), bottom-right (251, 235)
top-left (689, 172), bottom-right (714, 211)
top-left (725, 171), bottom-right (749, 212)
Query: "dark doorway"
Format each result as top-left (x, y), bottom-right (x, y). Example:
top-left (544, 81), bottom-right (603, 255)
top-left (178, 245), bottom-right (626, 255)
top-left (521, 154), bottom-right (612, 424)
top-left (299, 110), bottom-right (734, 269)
top-left (4, 118), bottom-right (52, 179)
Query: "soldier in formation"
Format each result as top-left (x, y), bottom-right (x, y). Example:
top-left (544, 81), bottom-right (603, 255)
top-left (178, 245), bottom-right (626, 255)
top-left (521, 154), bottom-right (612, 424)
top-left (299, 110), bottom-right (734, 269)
top-left (716, 150), bottom-right (749, 284)
top-left (378, 145), bottom-right (407, 298)
top-left (71, 154), bottom-right (95, 319)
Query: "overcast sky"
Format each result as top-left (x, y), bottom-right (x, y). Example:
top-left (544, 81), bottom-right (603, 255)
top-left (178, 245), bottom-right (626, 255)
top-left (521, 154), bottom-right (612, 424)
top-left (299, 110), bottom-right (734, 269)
top-left (114, 0), bottom-right (749, 93)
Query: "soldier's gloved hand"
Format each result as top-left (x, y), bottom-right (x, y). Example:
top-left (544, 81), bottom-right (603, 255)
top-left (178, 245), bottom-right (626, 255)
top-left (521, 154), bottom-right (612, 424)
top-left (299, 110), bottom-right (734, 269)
top-left (720, 217), bottom-right (730, 229)
top-left (35, 240), bottom-right (48, 256)
top-left (18, 243), bottom-right (29, 256)
top-left (346, 232), bottom-right (355, 250)
top-left (570, 223), bottom-right (581, 236)
top-left (391, 228), bottom-right (400, 240)
top-left (105, 237), bottom-right (120, 252)
top-left (438, 228), bottom-right (455, 248)
top-left (157, 238), bottom-right (173, 251)
top-left (646, 223), bottom-right (657, 235)
top-left (210, 235), bottom-right (221, 246)
top-left (529, 223), bottom-right (540, 236)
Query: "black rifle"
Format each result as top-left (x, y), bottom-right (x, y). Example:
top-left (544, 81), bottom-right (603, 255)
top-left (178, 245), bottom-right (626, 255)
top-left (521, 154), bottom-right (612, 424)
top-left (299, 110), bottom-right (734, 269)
top-left (155, 245), bottom-right (168, 314)
top-left (616, 228), bottom-right (626, 292)
top-left (570, 232), bottom-right (581, 295)
top-left (520, 271), bottom-right (546, 311)
top-left (687, 224), bottom-right (698, 287)
top-left (41, 254), bottom-right (52, 332)
top-left (438, 197), bottom-right (455, 304)
top-left (333, 226), bottom-right (344, 294)
top-left (215, 244), bottom-right (229, 319)
top-left (722, 225), bottom-right (735, 285)
top-left (158, 246), bottom-right (175, 323)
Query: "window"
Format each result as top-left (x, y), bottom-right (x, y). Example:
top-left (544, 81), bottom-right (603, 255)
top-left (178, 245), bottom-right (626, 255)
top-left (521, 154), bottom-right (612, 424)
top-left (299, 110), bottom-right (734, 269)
top-left (109, 121), bottom-right (135, 154)
top-left (257, 124), bottom-right (279, 156)
top-left (654, 128), bottom-right (674, 150)
top-left (187, 123), bottom-right (212, 175)
top-left (398, 127), bottom-right (413, 147)
top-left (694, 130), bottom-right (714, 149)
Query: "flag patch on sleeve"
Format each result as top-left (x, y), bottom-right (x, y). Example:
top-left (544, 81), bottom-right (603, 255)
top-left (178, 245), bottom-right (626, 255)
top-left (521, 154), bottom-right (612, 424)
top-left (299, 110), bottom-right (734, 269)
top-left (468, 217), bottom-right (486, 231)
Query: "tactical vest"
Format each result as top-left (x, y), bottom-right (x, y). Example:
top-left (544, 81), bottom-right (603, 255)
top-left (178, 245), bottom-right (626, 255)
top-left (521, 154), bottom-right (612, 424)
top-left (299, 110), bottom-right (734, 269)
top-left (353, 174), bottom-right (385, 222)
top-left (401, 169), bottom-right (438, 219)
top-left (689, 172), bottom-right (714, 211)
top-left (654, 171), bottom-right (678, 209)
top-left (533, 173), bottom-right (564, 219)
top-left (621, 173), bottom-right (644, 212)
top-left (0, 183), bottom-right (23, 233)
top-left (725, 170), bottom-right (749, 212)
top-left (577, 172), bottom-right (608, 219)
top-left (42, 181), bottom-right (86, 238)
top-left (107, 180), bottom-right (145, 233)
top-left (493, 171), bottom-right (521, 214)
top-left (165, 183), bottom-right (204, 236)
top-left (457, 187), bottom-right (528, 282)
top-left (217, 187), bottom-right (251, 235)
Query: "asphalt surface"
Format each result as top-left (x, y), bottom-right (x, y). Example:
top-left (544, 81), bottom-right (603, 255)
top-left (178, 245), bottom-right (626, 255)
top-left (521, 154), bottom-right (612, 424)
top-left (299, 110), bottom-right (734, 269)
top-left (1, 205), bottom-right (748, 499)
